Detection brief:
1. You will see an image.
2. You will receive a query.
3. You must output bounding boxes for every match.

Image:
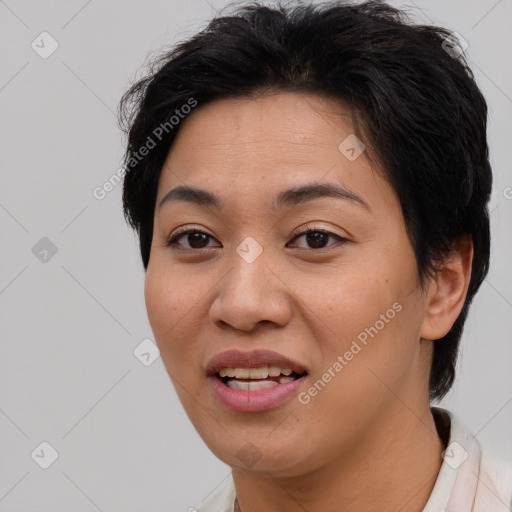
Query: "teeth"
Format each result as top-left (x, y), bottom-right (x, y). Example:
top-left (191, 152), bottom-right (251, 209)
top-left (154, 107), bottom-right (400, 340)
top-left (218, 366), bottom-right (296, 379)
top-left (268, 366), bottom-right (282, 377)
top-left (250, 367), bottom-right (268, 378)
top-left (226, 380), bottom-right (279, 391)
top-left (224, 375), bottom-right (298, 390)
top-left (234, 368), bottom-right (250, 379)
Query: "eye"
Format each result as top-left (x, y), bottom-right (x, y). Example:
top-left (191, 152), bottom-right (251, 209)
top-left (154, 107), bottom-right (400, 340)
top-left (165, 226), bottom-right (348, 251)
top-left (287, 227), bottom-right (347, 250)
top-left (165, 228), bottom-right (220, 250)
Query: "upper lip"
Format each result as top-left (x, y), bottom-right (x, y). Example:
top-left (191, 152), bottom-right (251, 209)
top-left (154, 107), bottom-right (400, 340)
top-left (206, 349), bottom-right (309, 376)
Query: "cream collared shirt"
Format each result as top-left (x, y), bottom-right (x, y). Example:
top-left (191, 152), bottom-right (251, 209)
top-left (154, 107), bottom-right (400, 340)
top-left (192, 408), bottom-right (512, 512)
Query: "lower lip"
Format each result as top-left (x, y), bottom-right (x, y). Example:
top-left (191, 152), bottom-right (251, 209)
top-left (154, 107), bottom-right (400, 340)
top-left (208, 375), bottom-right (308, 412)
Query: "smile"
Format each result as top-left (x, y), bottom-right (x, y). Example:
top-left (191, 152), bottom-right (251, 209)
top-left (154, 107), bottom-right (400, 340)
top-left (217, 366), bottom-right (305, 390)
top-left (210, 367), bottom-right (309, 412)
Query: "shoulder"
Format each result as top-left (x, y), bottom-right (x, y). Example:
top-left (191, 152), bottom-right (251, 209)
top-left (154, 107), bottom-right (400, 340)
top-left (474, 454), bottom-right (512, 511)
top-left (434, 407), bottom-right (512, 511)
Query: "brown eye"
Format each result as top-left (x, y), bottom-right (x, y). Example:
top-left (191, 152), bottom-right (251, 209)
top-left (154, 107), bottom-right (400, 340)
top-left (288, 229), bottom-right (347, 250)
top-left (304, 231), bottom-right (329, 249)
top-left (166, 230), bottom-right (219, 249)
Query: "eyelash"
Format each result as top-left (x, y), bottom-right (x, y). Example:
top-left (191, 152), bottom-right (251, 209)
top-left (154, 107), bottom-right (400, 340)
top-left (165, 226), bottom-right (348, 251)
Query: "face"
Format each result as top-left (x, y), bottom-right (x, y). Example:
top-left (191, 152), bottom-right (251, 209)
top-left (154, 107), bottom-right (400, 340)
top-left (145, 92), bottom-right (433, 477)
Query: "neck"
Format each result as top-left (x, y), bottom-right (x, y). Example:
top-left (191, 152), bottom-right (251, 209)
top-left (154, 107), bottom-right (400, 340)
top-left (232, 405), bottom-right (445, 512)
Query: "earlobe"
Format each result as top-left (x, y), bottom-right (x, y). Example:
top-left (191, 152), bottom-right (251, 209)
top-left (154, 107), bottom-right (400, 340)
top-left (420, 235), bottom-right (474, 341)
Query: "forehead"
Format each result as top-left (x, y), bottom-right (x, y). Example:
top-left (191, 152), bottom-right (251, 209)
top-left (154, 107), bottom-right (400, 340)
top-left (169, 92), bottom-right (354, 161)
top-left (156, 91), bottom-right (392, 214)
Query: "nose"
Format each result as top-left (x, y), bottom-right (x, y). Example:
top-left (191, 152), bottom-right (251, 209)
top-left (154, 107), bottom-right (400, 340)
top-left (209, 240), bottom-right (293, 332)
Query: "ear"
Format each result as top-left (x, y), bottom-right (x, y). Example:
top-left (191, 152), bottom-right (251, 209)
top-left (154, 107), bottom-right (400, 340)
top-left (420, 235), bottom-right (474, 341)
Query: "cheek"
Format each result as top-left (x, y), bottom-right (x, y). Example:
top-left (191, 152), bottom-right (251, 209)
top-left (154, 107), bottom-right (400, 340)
top-left (145, 253), bottom-right (206, 331)
top-left (144, 266), bottom-right (176, 335)
top-left (294, 262), bottom-right (397, 344)
top-left (299, 257), bottom-right (421, 384)
top-left (144, 262), bottom-right (198, 365)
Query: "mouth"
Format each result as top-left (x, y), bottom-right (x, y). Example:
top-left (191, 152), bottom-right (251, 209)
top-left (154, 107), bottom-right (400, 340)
top-left (215, 366), bottom-right (308, 391)
top-left (209, 366), bottom-right (309, 412)
top-left (206, 349), bottom-right (309, 411)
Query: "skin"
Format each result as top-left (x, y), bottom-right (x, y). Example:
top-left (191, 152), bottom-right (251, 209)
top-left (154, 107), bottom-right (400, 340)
top-left (144, 91), bottom-right (473, 511)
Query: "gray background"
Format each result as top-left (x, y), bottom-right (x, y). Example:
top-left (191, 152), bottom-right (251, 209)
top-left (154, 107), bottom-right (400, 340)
top-left (0, 0), bottom-right (511, 511)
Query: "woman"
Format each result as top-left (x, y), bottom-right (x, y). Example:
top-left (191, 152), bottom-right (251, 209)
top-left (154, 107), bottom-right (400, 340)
top-left (118, 1), bottom-right (512, 510)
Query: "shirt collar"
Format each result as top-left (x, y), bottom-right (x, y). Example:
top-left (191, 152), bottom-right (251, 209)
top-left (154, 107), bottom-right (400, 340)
top-left (422, 407), bottom-right (481, 511)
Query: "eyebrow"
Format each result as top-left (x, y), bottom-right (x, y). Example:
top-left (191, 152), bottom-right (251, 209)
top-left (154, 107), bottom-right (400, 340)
top-left (158, 182), bottom-right (371, 212)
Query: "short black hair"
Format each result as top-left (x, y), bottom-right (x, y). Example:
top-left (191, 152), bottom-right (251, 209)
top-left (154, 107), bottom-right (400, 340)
top-left (118, 0), bottom-right (492, 401)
